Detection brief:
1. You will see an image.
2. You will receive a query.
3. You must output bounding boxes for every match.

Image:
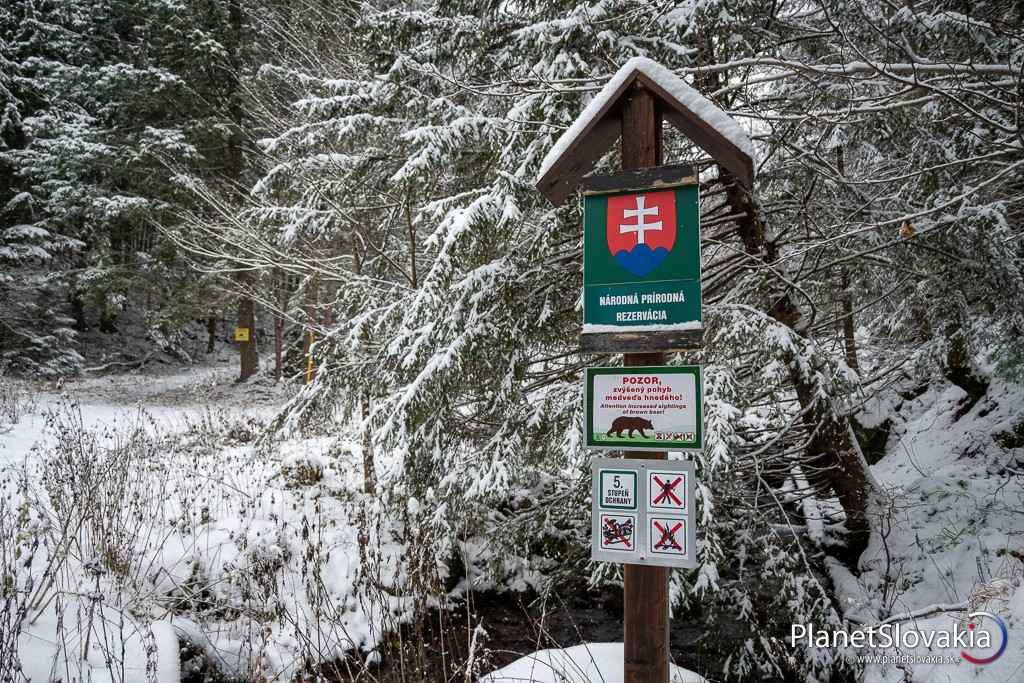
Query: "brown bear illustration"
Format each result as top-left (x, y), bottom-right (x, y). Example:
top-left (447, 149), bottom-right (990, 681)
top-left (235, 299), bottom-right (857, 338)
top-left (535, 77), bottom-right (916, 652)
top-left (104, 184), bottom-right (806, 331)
top-left (607, 416), bottom-right (654, 438)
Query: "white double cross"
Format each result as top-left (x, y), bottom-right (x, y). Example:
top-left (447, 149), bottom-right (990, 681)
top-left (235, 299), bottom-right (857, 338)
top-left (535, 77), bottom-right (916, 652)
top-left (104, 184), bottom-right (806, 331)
top-left (619, 195), bottom-right (662, 245)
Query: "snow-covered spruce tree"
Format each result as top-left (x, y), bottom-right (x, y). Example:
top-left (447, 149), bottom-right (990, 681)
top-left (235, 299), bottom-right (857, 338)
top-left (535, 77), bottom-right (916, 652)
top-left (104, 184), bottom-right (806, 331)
top-left (0, 2), bottom-right (89, 374)
top-left (0, 0), bottom-right (255, 372)
top-left (688, 0), bottom-right (1023, 653)
top-left (0, 5), bottom-right (24, 206)
top-left (165, 0), bottom-right (301, 381)
top-left (241, 1), bottom-right (880, 679)
top-left (848, 2), bottom-right (1022, 393)
top-left (167, 0), bottom-right (368, 384)
top-left (744, 0), bottom-right (1024, 395)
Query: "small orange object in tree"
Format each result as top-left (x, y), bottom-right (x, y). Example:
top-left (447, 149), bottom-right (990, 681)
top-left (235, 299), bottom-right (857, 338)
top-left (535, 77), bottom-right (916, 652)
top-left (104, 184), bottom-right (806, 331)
top-left (899, 220), bottom-right (916, 239)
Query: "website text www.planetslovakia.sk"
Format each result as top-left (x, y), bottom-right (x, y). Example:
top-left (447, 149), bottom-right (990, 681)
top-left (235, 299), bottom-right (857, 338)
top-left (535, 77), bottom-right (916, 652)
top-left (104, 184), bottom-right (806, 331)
top-left (852, 653), bottom-right (962, 665)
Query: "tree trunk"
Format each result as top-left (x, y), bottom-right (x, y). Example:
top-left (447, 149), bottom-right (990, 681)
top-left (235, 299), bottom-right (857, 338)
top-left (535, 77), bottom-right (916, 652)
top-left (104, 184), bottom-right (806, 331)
top-left (71, 292), bottom-right (87, 332)
top-left (274, 313), bottom-right (284, 381)
top-left (791, 359), bottom-right (872, 564)
top-left (224, 0), bottom-right (255, 383)
top-left (206, 314), bottom-right (217, 354)
top-left (237, 272), bottom-right (258, 381)
top-left (355, 393), bottom-right (374, 492)
top-left (224, 0), bottom-right (245, 180)
top-left (349, 246), bottom-right (375, 493)
top-left (405, 201), bottom-right (418, 289)
top-left (303, 275), bottom-right (318, 384)
top-left (839, 268), bottom-right (859, 372)
top-left (99, 307), bottom-right (118, 333)
top-left (352, 242), bottom-right (376, 578)
top-left (273, 267), bottom-right (285, 380)
top-left (724, 172), bottom-right (876, 564)
top-left (834, 148), bottom-right (859, 373)
top-left (943, 317), bottom-right (988, 407)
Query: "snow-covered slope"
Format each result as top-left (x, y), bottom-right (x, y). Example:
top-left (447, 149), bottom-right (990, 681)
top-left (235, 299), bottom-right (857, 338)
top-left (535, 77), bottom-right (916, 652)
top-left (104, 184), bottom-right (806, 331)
top-left (846, 380), bottom-right (1024, 681)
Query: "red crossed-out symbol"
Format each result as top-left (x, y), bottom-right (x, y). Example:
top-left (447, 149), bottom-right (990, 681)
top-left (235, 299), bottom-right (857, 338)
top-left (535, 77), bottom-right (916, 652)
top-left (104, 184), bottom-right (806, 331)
top-left (652, 475), bottom-right (683, 506)
top-left (653, 520), bottom-right (683, 551)
top-left (603, 517), bottom-right (632, 549)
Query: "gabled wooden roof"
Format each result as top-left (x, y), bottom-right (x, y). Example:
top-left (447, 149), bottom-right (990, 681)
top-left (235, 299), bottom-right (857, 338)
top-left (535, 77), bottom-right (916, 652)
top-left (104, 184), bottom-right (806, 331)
top-left (535, 57), bottom-right (755, 206)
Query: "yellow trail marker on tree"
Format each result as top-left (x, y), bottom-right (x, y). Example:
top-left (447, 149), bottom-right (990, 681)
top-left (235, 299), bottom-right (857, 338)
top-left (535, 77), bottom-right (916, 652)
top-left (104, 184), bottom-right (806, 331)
top-left (305, 330), bottom-right (314, 384)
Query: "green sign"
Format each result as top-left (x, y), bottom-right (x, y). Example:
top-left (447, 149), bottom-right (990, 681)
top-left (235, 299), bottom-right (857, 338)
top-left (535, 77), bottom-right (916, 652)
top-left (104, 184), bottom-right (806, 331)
top-left (583, 184), bottom-right (701, 331)
top-left (584, 366), bottom-right (703, 451)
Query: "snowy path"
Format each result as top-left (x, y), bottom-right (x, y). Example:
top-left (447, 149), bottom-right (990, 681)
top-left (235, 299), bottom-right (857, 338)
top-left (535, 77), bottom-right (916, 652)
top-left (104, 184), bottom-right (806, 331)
top-left (1, 362), bottom-right (285, 465)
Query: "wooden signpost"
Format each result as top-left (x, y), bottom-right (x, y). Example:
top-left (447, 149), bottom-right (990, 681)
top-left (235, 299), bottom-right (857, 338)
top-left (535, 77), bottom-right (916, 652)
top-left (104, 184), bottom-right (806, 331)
top-left (535, 56), bottom-right (755, 683)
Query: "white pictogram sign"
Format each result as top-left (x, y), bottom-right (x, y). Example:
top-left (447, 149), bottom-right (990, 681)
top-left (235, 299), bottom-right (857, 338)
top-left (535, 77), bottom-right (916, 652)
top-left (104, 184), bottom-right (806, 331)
top-left (648, 470), bottom-right (687, 512)
top-left (599, 513), bottom-right (637, 552)
top-left (590, 457), bottom-right (696, 568)
top-left (649, 516), bottom-right (687, 557)
top-left (599, 469), bottom-right (637, 509)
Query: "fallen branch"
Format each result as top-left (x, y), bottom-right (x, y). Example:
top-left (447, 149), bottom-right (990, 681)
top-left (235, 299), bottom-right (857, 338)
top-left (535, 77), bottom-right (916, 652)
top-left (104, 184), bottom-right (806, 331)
top-left (880, 601), bottom-right (969, 626)
top-left (84, 351), bottom-right (155, 373)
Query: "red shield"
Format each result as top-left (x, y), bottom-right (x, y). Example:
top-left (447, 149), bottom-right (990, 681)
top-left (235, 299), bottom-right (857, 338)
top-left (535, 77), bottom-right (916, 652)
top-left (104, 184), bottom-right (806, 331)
top-left (606, 190), bottom-right (676, 276)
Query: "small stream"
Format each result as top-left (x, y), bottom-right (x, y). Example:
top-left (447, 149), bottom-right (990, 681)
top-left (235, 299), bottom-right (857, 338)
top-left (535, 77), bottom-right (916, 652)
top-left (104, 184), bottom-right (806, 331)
top-left (321, 587), bottom-right (770, 682)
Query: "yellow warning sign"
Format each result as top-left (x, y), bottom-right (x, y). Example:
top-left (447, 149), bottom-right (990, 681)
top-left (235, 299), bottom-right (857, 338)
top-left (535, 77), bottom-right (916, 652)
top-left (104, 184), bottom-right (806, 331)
top-left (234, 327), bottom-right (250, 342)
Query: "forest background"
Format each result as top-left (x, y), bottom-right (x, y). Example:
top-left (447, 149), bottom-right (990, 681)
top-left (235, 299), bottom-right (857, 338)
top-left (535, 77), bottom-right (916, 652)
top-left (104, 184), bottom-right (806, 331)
top-left (1, 0), bottom-right (1023, 681)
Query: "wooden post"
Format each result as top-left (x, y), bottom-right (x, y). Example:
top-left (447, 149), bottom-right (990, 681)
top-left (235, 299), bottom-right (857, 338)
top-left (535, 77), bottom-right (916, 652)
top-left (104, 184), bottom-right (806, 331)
top-left (237, 272), bottom-right (258, 381)
top-left (533, 60), bottom-right (751, 679)
top-left (621, 84), bottom-right (670, 683)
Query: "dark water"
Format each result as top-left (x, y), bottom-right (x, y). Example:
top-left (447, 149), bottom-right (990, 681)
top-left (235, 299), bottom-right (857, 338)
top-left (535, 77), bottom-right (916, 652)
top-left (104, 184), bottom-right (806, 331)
top-left (314, 588), bottom-right (743, 682)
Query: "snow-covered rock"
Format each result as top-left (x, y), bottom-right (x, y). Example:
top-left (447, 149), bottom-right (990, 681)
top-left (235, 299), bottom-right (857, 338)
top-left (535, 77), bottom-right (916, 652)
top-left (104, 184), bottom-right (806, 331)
top-left (481, 642), bottom-right (706, 683)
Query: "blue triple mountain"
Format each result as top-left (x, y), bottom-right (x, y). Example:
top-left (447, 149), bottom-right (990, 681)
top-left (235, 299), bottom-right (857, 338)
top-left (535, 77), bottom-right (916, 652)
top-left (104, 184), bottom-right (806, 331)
top-left (613, 243), bottom-right (670, 277)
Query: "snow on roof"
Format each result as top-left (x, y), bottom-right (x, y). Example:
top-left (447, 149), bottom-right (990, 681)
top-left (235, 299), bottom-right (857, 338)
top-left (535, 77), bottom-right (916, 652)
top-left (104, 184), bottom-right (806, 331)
top-left (536, 56), bottom-right (755, 183)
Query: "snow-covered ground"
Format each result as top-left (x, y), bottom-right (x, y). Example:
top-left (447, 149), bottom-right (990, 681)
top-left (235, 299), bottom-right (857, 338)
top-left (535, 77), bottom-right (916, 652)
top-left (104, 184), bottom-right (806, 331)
top-left (1, 362), bottom-right (283, 467)
top-left (845, 379), bottom-right (1024, 682)
top-left (1, 364), bottom-right (413, 682)
top-left (482, 643), bottom-right (706, 683)
top-left (4, 364), bottom-right (1024, 682)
